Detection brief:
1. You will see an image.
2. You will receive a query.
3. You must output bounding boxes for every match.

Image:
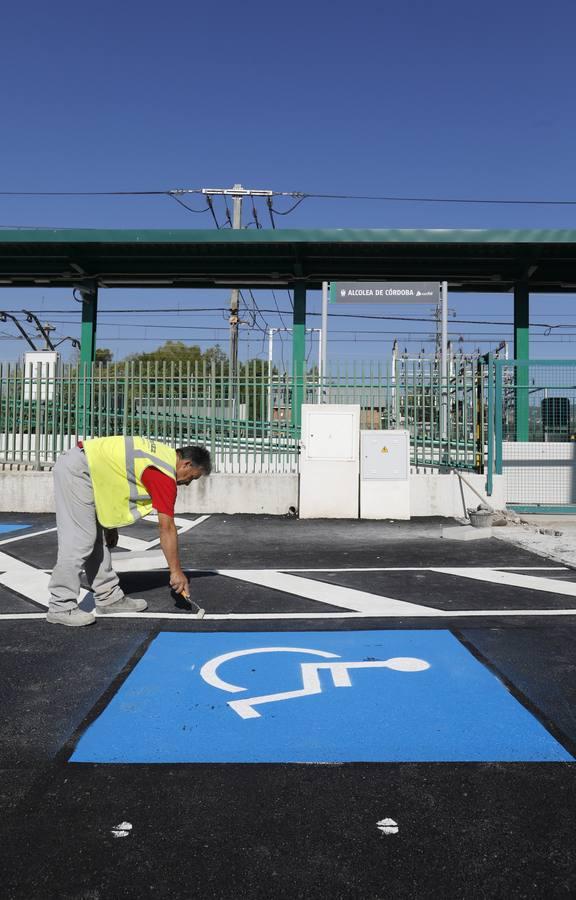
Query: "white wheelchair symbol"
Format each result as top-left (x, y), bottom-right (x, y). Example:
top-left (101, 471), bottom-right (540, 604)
top-left (199, 646), bottom-right (430, 720)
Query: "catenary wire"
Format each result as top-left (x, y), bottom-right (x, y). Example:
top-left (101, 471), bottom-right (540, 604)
top-left (3, 186), bottom-right (576, 206)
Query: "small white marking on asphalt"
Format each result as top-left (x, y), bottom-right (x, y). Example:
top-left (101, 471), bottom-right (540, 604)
top-left (111, 822), bottom-right (132, 838)
top-left (377, 818), bottom-right (399, 835)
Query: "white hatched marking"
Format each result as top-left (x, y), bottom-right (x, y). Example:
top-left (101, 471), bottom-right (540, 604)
top-left (2, 553), bottom-right (576, 621)
top-left (218, 569), bottom-right (434, 616)
top-left (433, 567), bottom-right (576, 598)
top-left (117, 514), bottom-right (210, 551)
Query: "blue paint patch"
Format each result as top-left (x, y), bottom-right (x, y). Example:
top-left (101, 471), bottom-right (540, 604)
top-left (70, 631), bottom-right (573, 763)
top-left (0, 523), bottom-right (29, 535)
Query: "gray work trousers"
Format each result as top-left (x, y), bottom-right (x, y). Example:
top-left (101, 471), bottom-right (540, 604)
top-left (48, 447), bottom-right (125, 612)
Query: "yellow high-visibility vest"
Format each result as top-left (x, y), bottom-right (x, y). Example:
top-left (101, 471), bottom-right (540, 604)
top-left (83, 436), bottom-right (177, 528)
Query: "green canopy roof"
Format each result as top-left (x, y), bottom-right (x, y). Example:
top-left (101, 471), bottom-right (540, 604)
top-left (1, 227), bottom-right (576, 291)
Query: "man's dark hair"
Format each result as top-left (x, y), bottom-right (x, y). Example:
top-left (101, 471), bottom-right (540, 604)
top-left (176, 445), bottom-right (212, 475)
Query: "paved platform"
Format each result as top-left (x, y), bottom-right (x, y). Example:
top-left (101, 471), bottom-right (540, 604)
top-left (0, 513), bottom-right (575, 898)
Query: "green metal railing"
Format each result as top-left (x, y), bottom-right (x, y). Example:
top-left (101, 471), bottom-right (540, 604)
top-left (491, 359), bottom-right (576, 509)
top-left (0, 359), bottom-right (487, 472)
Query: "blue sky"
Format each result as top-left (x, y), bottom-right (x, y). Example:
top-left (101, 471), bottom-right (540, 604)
top-left (1, 0), bottom-right (576, 363)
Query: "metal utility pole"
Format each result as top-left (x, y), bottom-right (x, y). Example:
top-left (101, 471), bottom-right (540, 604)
top-left (320, 281), bottom-right (328, 402)
top-left (440, 281), bottom-right (449, 440)
top-left (199, 184), bottom-right (276, 379)
top-left (391, 338), bottom-right (398, 426)
top-left (23, 310), bottom-right (56, 350)
top-left (228, 184), bottom-right (244, 380)
top-left (267, 327), bottom-right (278, 420)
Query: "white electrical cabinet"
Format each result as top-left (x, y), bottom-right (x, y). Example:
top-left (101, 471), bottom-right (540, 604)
top-left (23, 351), bottom-right (60, 401)
top-left (360, 430), bottom-right (411, 519)
top-left (361, 430), bottom-right (409, 480)
top-left (299, 405), bottom-right (360, 518)
top-left (304, 410), bottom-right (358, 461)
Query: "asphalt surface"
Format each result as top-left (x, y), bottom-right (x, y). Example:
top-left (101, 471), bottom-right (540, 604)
top-left (0, 513), bottom-right (575, 899)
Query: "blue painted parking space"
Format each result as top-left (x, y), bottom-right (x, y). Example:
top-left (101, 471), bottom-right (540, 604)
top-left (71, 630), bottom-right (572, 764)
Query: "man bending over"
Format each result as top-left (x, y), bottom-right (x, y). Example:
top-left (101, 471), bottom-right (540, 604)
top-left (47, 436), bottom-right (211, 627)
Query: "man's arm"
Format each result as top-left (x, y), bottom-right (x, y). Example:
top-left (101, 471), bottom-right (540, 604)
top-left (157, 513), bottom-right (189, 595)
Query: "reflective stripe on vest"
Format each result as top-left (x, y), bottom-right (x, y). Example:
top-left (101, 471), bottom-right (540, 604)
top-left (124, 437), bottom-right (176, 517)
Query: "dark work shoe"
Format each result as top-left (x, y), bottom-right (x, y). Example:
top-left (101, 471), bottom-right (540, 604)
top-left (96, 596), bottom-right (148, 614)
top-left (46, 608), bottom-right (96, 627)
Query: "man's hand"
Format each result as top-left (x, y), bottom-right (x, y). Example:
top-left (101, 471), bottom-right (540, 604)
top-left (170, 568), bottom-right (190, 596)
top-left (104, 528), bottom-right (118, 549)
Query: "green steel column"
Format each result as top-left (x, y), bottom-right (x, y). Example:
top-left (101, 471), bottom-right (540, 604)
top-left (79, 283), bottom-right (98, 366)
top-left (292, 282), bottom-right (307, 430)
top-left (514, 283), bottom-right (530, 441)
top-left (79, 283), bottom-right (98, 435)
top-left (486, 354), bottom-right (494, 496)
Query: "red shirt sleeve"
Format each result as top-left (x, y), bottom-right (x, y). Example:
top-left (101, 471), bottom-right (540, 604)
top-left (141, 466), bottom-right (177, 517)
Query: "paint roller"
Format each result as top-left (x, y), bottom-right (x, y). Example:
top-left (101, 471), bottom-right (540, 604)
top-left (180, 591), bottom-right (205, 619)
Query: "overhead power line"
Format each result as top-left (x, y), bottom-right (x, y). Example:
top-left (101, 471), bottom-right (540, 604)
top-left (6, 306), bottom-right (575, 330)
top-left (0, 331), bottom-right (576, 346)
top-left (4, 185), bottom-right (576, 206)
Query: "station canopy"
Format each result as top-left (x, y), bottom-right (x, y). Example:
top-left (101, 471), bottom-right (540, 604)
top-left (1, 228), bottom-right (576, 293)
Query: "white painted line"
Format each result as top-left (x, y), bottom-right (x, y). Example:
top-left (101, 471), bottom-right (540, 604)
top-left (205, 608), bottom-right (576, 619)
top-left (279, 566), bottom-right (569, 572)
top-left (2, 607), bottom-right (576, 622)
top-left (0, 527), bottom-right (57, 547)
top-left (492, 566), bottom-right (569, 571)
top-left (218, 569), bottom-right (434, 616)
top-left (0, 613), bottom-right (46, 620)
top-left (432, 567), bottom-right (576, 598)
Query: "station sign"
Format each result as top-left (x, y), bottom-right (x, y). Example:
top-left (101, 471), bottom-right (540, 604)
top-left (331, 281), bottom-right (440, 304)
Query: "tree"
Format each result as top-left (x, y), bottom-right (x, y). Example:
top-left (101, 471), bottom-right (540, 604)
top-left (203, 344), bottom-right (228, 366)
top-left (125, 341), bottom-right (204, 365)
top-left (95, 348), bottom-right (113, 364)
